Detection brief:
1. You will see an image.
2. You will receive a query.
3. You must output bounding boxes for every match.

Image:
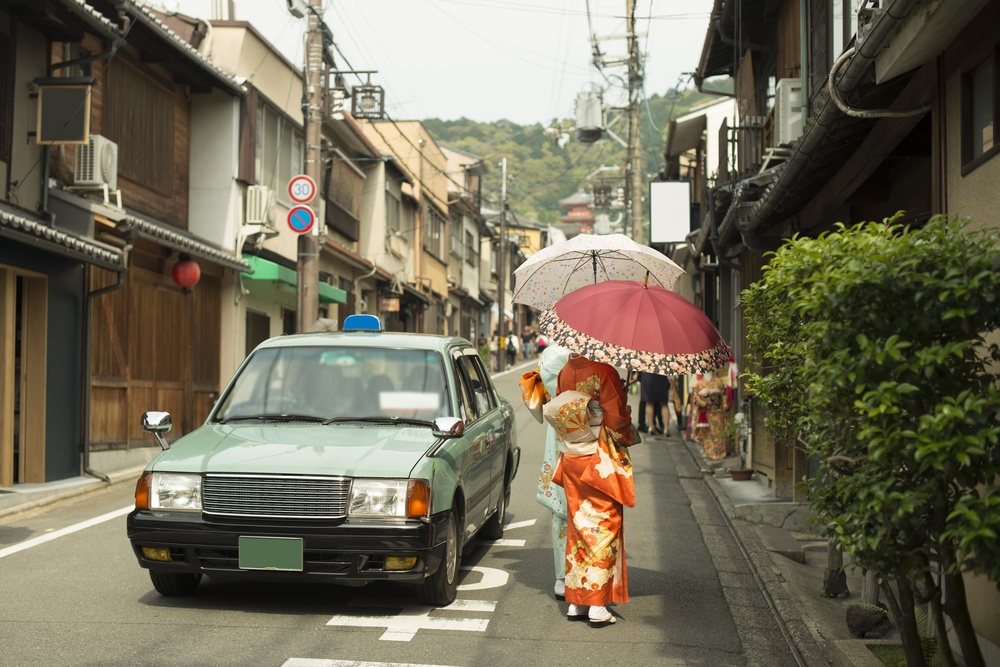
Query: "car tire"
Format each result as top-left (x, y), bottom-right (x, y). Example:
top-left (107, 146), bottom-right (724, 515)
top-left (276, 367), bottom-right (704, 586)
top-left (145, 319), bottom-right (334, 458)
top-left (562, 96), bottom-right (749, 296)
top-left (415, 508), bottom-right (460, 606)
top-left (149, 570), bottom-right (202, 596)
top-left (481, 469), bottom-right (509, 541)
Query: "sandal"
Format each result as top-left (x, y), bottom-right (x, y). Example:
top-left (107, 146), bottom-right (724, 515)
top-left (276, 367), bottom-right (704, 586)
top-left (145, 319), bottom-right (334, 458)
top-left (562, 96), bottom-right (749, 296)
top-left (588, 606), bottom-right (616, 627)
top-left (567, 604), bottom-right (589, 621)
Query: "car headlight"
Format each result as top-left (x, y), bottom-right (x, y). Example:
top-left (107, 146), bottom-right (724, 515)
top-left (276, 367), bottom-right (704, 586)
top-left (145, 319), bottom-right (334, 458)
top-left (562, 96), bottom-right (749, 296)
top-left (148, 472), bottom-right (203, 512)
top-left (349, 479), bottom-right (429, 519)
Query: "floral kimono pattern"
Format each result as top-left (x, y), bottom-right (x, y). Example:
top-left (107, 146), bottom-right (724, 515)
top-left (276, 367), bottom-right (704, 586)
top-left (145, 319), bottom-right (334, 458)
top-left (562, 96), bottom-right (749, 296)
top-left (691, 374), bottom-right (730, 459)
top-left (553, 355), bottom-right (634, 607)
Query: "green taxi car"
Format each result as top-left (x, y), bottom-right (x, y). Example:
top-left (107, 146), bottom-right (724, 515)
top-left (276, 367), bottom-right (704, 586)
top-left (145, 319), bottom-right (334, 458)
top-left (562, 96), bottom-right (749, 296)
top-left (126, 314), bottom-right (518, 606)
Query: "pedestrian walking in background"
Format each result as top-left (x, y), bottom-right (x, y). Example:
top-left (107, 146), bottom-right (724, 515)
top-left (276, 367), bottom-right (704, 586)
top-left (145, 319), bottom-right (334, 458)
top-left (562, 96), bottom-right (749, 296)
top-left (638, 371), bottom-right (671, 436)
top-left (506, 332), bottom-right (519, 366)
top-left (520, 344), bottom-right (572, 600)
top-left (690, 369), bottom-right (731, 459)
top-left (552, 353), bottom-right (635, 627)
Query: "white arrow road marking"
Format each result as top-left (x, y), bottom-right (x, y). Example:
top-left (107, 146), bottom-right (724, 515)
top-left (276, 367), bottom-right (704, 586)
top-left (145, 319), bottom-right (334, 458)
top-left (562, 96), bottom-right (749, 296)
top-left (283, 660), bottom-right (459, 667)
top-left (0, 506), bottom-right (133, 559)
top-left (326, 599), bottom-right (496, 642)
top-left (503, 519), bottom-right (536, 530)
top-left (457, 565), bottom-right (509, 591)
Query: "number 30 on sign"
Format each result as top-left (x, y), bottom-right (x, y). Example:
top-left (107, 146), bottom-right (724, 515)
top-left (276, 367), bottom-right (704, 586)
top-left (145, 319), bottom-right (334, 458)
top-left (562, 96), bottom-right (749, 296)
top-left (288, 174), bottom-right (317, 204)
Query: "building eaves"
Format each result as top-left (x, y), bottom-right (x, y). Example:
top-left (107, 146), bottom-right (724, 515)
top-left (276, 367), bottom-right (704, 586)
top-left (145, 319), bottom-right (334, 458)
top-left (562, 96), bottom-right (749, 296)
top-left (123, 213), bottom-right (249, 272)
top-left (58, 0), bottom-right (121, 39)
top-left (129, 2), bottom-right (244, 96)
top-left (716, 0), bottom-right (924, 250)
top-left (0, 203), bottom-right (124, 271)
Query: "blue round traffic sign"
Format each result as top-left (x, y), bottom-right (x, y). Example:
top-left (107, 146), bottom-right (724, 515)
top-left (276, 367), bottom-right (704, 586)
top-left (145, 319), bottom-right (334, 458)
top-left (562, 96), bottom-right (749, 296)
top-left (287, 205), bottom-right (316, 234)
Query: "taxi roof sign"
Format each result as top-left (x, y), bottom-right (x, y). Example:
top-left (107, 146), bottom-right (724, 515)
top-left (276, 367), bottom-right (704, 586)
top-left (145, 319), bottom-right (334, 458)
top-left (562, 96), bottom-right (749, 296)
top-left (342, 314), bottom-right (382, 332)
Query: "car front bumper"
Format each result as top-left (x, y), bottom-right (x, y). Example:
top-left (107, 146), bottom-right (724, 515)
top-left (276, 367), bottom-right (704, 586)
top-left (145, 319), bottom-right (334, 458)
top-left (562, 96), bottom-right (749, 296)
top-left (126, 509), bottom-right (450, 583)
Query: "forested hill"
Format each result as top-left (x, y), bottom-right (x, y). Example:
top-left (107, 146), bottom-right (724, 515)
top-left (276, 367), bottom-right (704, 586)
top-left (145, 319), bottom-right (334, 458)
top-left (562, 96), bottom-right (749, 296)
top-left (423, 88), bottom-right (718, 227)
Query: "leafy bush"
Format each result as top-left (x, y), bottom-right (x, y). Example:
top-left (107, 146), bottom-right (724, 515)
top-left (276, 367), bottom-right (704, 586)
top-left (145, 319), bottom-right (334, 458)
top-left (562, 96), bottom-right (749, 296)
top-left (742, 215), bottom-right (1000, 667)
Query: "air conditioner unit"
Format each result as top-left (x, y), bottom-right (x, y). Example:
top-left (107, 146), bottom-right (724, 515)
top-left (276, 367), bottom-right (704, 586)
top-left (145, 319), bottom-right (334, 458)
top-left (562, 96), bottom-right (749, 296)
top-left (774, 78), bottom-right (803, 146)
top-left (74, 134), bottom-right (118, 190)
top-left (245, 185), bottom-right (272, 224)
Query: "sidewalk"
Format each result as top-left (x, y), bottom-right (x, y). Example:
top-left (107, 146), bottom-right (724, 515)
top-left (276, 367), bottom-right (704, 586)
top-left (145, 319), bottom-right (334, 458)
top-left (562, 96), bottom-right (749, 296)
top-left (645, 424), bottom-right (896, 667)
top-left (0, 464), bottom-right (146, 520)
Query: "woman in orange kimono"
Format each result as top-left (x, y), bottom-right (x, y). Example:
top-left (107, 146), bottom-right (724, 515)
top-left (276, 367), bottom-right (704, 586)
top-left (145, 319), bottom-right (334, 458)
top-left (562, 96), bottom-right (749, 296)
top-left (552, 353), bottom-right (634, 628)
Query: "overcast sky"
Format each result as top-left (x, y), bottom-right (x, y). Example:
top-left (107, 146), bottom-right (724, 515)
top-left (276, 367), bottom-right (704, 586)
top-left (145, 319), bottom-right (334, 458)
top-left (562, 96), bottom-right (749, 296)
top-left (163, 0), bottom-right (714, 126)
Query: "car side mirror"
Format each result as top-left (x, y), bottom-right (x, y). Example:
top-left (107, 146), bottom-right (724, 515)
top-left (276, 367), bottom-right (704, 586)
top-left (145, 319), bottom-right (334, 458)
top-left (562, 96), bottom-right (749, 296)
top-left (141, 411), bottom-right (172, 450)
top-left (432, 417), bottom-right (464, 438)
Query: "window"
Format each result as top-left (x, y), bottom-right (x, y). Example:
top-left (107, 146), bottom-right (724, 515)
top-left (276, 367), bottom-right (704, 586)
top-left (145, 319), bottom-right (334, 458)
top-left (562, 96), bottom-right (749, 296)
top-left (964, 54), bottom-right (997, 167)
top-left (457, 354), bottom-right (494, 416)
top-left (385, 189), bottom-right (400, 234)
top-left (423, 206), bottom-right (446, 259)
top-left (257, 103), bottom-right (304, 205)
top-left (449, 214), bottom-right (463, 259)
top-left (465, 230), bottom-right (478, 267)
top-left (104, 58), bottom-right (174, 194)
top-left (0, 33), bottom-right (12, 163)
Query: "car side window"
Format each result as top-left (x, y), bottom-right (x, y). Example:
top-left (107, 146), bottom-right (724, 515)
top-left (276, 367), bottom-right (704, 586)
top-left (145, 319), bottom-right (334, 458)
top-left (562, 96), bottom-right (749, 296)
top-left (458, 354), bottom-right (493, 416)
top-left (452, 358), bottom-right (478, 423)
top-left (470, 354), bottom-right (498, 410)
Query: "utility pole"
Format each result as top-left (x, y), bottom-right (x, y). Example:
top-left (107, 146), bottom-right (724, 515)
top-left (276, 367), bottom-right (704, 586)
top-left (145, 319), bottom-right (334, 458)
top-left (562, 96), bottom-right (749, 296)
top-left (296, 0), bottom-right (323, 332)
top-left (626, 0), bottom-right (644, 243)
top-left (497, 158), bottom-right (508, 373)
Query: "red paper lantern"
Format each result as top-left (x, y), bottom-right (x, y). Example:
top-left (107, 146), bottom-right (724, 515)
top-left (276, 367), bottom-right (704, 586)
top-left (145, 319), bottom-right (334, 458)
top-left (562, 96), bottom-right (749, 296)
top-left (171, 254), bottom-right (201, 290)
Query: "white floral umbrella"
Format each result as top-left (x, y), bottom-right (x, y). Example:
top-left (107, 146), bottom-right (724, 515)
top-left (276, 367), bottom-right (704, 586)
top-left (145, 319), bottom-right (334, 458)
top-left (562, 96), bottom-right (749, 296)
top-left (512, 233), bottom-right (684, 311)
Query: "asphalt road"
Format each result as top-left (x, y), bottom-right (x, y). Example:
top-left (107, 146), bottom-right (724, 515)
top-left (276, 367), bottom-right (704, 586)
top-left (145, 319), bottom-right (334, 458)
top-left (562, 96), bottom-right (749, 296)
top-left (0, 360), bottom-right (800, 667)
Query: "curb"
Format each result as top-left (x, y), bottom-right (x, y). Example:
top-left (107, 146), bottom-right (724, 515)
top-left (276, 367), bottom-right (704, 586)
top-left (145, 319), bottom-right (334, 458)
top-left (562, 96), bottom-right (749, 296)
top-left (0, 464), bottom-right (145, 521)
top-left (684, 439), bottom-right (832, 667)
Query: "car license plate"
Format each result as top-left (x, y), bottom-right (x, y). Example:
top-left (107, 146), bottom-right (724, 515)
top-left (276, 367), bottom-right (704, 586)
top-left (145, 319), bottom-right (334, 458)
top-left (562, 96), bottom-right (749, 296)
top-left (238, 536), bottom-right (304, 571)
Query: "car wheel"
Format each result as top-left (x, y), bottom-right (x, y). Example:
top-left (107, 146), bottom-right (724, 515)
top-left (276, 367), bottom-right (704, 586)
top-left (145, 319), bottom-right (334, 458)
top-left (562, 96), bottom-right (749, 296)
top-left (149, 570), bottom-right (202, 596)
top-left (415, 508), bottom-right (460, 606)
top-left (481, 469), bottom-right (509, 540)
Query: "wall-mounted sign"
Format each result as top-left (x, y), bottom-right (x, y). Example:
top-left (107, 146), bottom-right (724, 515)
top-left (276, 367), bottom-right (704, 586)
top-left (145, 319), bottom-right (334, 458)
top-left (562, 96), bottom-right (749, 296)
top-left (35, 77), bottom-right (94, 145)
top-left (378, 297), bottom-right (400, 312)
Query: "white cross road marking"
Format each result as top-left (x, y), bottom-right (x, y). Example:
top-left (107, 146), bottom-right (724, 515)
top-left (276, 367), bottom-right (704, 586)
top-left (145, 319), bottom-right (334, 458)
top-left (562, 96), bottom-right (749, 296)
top-left (326, 600), bottom-right (496, 642)
top-left (503, 519), bottom-right (536, 530)
top-left (0, 506), bottom-right (133, 559)
top-left (457, 566), bottom-right (509, 591)
top-left (283, 660), bottom-right (459, 667)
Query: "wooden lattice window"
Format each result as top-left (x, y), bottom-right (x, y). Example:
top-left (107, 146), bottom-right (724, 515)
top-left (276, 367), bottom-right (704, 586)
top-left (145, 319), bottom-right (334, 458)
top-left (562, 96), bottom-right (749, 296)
top-left (104, 58), bottom-right (175, 195)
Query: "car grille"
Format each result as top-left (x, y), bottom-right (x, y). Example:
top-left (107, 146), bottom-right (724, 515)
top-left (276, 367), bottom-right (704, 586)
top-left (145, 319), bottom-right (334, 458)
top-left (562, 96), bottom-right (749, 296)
top-left (202, 474), bottom-right (350, 519)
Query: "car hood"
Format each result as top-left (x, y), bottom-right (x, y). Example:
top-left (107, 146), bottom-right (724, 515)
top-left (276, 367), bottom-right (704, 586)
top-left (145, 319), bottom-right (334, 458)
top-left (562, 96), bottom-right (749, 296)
top-left (147, 423), bottom-right (436, 477)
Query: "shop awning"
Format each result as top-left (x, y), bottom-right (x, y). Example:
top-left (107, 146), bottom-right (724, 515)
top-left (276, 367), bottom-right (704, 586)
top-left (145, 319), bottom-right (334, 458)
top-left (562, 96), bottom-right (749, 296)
top-left (242, 254), bottom-right (347, 304)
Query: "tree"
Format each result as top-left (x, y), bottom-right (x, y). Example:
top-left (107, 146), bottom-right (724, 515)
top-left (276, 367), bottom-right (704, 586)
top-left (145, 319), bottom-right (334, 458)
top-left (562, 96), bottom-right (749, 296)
top-left (742, 215), bottom-right (1000, 667)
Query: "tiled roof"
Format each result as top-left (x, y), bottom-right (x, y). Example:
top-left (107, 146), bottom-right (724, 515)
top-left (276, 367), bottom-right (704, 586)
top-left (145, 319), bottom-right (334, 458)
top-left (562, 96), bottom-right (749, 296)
top-left (130, 1), bottom-right (244, 95)
top-left (124, 213), bottom-right (250, 272)
top-left (0, 205), bottom-right (125, 270)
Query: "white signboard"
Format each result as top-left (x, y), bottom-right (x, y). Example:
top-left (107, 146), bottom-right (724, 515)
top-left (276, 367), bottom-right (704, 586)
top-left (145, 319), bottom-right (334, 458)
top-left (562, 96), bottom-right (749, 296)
top-left (649, 181), bottom-right (692, 244)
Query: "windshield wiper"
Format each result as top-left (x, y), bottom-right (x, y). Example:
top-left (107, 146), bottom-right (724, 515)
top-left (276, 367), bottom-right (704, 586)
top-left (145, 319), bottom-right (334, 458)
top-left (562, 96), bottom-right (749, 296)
top-left (322, 416), bottom-right (434, 427)
top-left (219, 414), bottom-right (327, 424)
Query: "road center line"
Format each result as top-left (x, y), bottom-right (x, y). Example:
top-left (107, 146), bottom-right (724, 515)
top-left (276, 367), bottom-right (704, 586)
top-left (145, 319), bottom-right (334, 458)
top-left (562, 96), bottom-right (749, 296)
top-left (504, 519), bottom-right (536, 530)
top-left (0, 505), bottom-right (133, 559)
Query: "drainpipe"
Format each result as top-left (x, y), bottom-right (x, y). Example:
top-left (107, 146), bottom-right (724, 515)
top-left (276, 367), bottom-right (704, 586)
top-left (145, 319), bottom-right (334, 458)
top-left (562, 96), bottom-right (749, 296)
top-left (81, 231), bottom-right (134, 482)
top-left (730, 0), bottom-right (922, 243)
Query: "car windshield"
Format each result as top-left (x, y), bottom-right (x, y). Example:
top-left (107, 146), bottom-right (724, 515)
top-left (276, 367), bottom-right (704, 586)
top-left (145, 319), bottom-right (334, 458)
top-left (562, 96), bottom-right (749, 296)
top-left (213, 346), bottom-right (452, 423)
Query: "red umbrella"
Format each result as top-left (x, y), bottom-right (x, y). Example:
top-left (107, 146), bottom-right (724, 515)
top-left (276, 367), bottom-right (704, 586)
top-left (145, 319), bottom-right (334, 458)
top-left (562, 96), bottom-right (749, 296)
top-left (538, 279), bottom-right (730, 375)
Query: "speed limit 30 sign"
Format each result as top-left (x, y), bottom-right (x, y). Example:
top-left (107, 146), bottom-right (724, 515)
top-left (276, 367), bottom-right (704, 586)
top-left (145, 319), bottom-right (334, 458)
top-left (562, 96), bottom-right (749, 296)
top-left (288, 174), bottom-right (317, 204)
